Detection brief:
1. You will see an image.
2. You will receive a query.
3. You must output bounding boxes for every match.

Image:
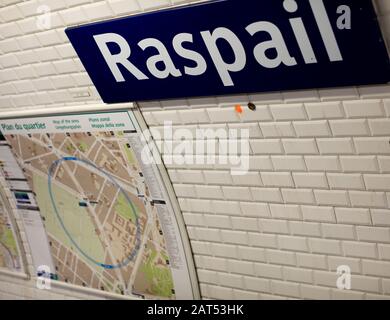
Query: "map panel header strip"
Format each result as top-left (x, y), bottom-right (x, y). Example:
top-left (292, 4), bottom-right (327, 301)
top-left (0, 112), bottom-right (135, 135)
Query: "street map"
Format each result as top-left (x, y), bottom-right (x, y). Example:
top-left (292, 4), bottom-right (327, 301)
top-left (0, 189), bottom-right (21, 272)
top-left (0, 111), bottom-right (194, 299)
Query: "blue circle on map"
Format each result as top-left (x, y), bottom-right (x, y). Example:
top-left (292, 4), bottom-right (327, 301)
top-left (47, 157), bottom-right (142, 269)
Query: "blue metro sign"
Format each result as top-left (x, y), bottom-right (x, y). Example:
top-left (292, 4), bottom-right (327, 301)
top-left (66, 0), bottom-right (390, 103)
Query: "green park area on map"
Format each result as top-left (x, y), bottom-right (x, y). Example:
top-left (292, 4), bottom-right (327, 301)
top-left (141, 248), bottom-right (174, 298)
top-left (33, 173), bottom-right (105, 265)
top-left (116, 193), bottom-right (138, 225)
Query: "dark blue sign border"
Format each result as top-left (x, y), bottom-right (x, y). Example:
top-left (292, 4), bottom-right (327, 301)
top-left (66, 0), bottom-right (390, 103)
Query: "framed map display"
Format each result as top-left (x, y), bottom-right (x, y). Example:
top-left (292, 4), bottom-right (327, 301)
top-left (0, 110), bottom-right (198, 299)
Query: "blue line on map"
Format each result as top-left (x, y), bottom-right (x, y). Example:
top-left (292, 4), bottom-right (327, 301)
top-left (47, 157), bottom-right (142, 270)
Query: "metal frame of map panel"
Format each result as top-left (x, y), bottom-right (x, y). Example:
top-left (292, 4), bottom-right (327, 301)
top-left (0, 103), bottom-right (136, 120)
top-left (0, 175), bottom-right (29, 279)
top-left (0, 103), bottom-right (201, 300)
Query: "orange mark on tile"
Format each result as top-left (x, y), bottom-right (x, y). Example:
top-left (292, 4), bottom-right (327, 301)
top-left (235, 104), bottom-right (243, 114)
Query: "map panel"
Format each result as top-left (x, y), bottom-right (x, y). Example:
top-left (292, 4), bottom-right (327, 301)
top-left (0, 112), bottom-right (194, 299)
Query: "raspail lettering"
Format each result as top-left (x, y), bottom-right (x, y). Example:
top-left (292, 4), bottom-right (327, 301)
top-left (285, 0), bottom-right (317, 64)
top-left (93, 0), bottom-right (343, 87)
top-left (308, 0), bottom-right (343, 61)
top-left (246, 21), bottom-right (297, 69)
top-left (200, 27), bottom-right (247, 86)
top-left (93, 33), bottom-right (149, 82)
top-left (172, 33), bottom-right (208, 76)
top-left (138, 38), bottom-right (182, 79)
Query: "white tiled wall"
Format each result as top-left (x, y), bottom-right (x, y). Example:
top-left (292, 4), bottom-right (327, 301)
top-left (1, 0), bottom-right (390, 300)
